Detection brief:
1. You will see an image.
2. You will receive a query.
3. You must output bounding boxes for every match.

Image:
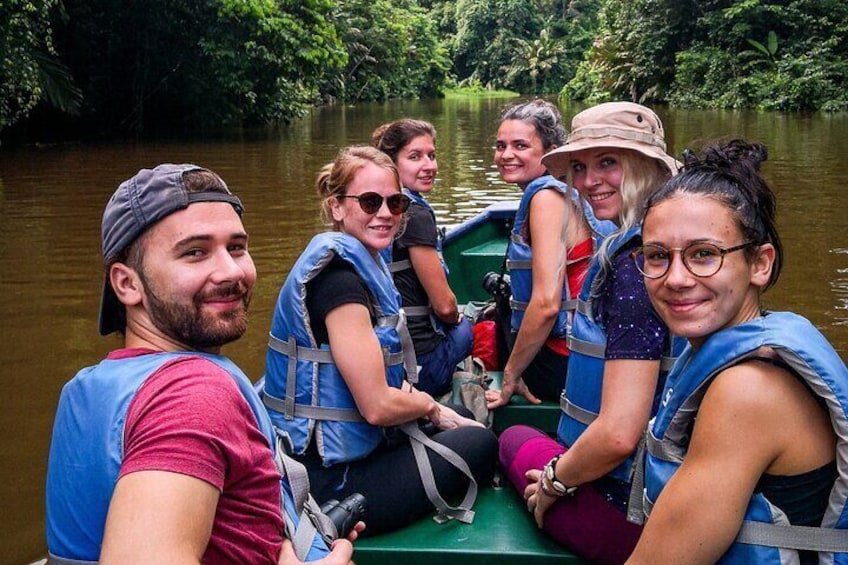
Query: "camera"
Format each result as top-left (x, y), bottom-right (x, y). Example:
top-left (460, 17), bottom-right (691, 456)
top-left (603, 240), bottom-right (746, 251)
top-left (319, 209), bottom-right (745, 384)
top-left (482, 271), bottom-right (511, 298)
top-left (320, 493), bottom-right (367, 539)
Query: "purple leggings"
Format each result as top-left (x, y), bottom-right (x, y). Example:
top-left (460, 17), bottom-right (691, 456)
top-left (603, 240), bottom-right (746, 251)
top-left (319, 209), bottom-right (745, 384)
top-left (499, 425), bottom-right (643, 565)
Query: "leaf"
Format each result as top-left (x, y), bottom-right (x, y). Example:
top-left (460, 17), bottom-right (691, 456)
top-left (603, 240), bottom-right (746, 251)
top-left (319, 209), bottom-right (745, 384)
top-left (746, 39), bottom-right (770, 57)
top-left (767, 30), bottom-right (778, 56)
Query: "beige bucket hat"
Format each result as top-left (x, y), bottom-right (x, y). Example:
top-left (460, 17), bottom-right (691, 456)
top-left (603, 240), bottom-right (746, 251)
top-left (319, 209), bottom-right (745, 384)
top-left (542, 102), bottom-right (681, 177)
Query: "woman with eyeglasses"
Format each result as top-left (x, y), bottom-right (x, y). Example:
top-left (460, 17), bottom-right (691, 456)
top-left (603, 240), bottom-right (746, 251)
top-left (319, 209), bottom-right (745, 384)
top-left (373, 119), bottom-right (473, 397)
top-left (627, 139), bottom-right (847, 564)
top-left (263, 146), bottom-right (497, 535)
top-left (498, 102), bottom-right (681, 564)
top-left (485, 99), bottom-right (611, 409)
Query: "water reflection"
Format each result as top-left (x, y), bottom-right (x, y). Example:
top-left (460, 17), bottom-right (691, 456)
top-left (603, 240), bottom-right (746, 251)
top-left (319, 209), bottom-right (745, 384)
top-left (1, 100), bottom-right (846, 563)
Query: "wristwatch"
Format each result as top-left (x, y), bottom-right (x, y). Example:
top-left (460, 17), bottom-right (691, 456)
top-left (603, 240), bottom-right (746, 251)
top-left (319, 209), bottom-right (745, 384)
top-left (542, 455), bottom-right (579, 496)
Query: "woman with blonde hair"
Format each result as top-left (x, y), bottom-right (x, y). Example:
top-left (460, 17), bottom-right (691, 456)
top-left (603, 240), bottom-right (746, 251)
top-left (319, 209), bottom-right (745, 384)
top-left (499, 102), bottom-right (680, 563)
top-left (262, 146), bottom-right (497, 535)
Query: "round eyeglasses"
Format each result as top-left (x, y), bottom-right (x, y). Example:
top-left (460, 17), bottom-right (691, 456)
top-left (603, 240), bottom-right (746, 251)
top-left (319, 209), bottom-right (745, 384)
top-left (338, 192), bottom-right (411, 215)
top-left (632, 241), bottom-right (755, 279)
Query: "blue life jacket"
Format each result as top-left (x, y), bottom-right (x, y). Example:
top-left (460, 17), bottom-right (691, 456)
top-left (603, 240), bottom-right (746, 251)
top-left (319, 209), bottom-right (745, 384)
top-left (557, 227), bottom-right (683, 482)
top-left (507, 175), bottom-right (615, 337)
top-left (263, 232), bottom-right (414, 466)
top-left (380, 188), bottom-right (448, 331)
top-left (46, 351), bottom-right (330, 563)
top-left (642, 312), bottom-right (848, 563)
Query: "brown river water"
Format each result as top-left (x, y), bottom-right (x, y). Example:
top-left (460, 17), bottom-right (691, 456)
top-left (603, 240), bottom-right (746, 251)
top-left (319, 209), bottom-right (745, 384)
top-left (1, 98), bottom-right (846, 563)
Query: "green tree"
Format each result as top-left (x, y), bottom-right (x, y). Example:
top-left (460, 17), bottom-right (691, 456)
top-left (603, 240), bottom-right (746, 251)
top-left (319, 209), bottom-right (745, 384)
top-left (320, 0), bottom-right (449, 103)
top-left (452, 0), bottom-right (542, 89)
top-left (1, 0), bottom-right (81, 133)
top-left (668, 0), bottom-right (848, 110)
top-left (564, 0), bottom-right (695, 103)
top-left (504, 27), bottom-right (568, 93)
top-left (57, 0), bottom-right (344, 131)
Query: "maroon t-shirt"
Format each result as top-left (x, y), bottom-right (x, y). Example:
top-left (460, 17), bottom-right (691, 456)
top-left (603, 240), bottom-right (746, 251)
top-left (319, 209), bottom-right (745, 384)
top-left (116, 348), bottom-right (283, 564)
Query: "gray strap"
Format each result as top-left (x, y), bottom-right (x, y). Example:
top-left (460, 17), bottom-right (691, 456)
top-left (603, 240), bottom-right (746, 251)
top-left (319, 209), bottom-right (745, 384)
top-left (626, 434), bottom-right (648, 525)
top-left (394, 310), bottom-right (419, 385)
top-left (262, 391), bottom-right (365, 423)
top-left (387, 259), bottom-right (412, 273)
top-left (660, 354), bottom-right (678, 373)
top-left (645, 431), bottom-right (683, 463)
top-left (567, 334), bottom-right (606, 359)
top-left (47, 554), bottom-right (96, 565)
top-left (400, 421), bottom-right (477, 524)
top-left (559, 394), bottom-right (598, 425)
top-left (269, 330), bottom-right (403, 387)
top-left (276, 436), bottom-right (310, 521)
top-left (268, 333), bottom-right (336, 364)
top-left (269, 333), bottom-right (335, 419)
top-left (274, 436), bottom-right (338, 559)
top-left (506, 259), bottom-right (531, 270)
top-left (561, 298), bottom-right (579, 312)
top-left (576, 298), bottom-right (591, 317)
top-left (403, 305), bottom-right (431, 317)
top-left (510, 298), bottom-right (579, 314)
top-left (736, 521), bottom-right (848, 553)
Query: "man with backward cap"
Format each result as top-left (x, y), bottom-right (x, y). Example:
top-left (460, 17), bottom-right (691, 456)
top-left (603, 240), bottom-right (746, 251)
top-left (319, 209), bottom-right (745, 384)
top-left (45, 164), bottom-right (357, 564)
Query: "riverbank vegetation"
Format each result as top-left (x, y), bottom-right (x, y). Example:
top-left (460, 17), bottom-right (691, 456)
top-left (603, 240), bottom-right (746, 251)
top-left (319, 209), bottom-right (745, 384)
top-left (3, 0), bottom-right (847, 140)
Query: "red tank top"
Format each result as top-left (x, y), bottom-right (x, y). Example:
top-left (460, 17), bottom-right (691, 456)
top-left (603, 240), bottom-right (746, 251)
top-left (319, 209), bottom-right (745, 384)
top-left (546, 237), bottom-right (593, 356)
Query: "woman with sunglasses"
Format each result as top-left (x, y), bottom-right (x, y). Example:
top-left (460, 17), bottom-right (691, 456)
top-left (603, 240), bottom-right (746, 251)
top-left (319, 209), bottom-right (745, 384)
top-left (373, 119), bottom-right (473, 397)
top-left (627, 139), bottom-right (847, 564)
top-left (263, 146), bottom-right (497, 535)
top-left (485, 99), bottom-right (610, 409)
top-left (498, 102), bottom-right (680, 563)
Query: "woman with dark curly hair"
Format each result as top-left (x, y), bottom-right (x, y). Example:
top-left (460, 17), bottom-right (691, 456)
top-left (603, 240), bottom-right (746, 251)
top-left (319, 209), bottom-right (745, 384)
top-left (629, 139), bottom-right (846, 564)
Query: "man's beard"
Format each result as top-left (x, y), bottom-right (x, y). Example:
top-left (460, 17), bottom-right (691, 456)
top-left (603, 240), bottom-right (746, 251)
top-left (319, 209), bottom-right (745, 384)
top-left (139, 270), bottom-right (250, 349)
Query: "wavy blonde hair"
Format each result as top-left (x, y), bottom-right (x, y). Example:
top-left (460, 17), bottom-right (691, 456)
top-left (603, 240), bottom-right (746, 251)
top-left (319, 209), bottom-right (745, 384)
top-left (566, 149), bottom-right (672, 298)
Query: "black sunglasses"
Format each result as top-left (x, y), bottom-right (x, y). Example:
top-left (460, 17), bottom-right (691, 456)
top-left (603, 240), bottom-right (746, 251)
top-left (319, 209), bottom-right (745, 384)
top-left (338, 192), bottom-right (411, 215)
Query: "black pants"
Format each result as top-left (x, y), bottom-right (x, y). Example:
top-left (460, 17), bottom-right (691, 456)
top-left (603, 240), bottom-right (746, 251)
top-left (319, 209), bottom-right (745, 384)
top-left (521, 343), bottom-right (569, 402)
top-left (303, 423), bottom-right (498, 536)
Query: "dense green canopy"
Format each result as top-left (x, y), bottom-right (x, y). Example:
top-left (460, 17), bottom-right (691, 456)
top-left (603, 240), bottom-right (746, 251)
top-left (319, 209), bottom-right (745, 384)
top-left (3, 0), bottom-right (847, 138)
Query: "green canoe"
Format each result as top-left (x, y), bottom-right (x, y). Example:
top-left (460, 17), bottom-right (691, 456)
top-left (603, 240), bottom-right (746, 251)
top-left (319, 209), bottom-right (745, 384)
top-left (355, 201), bottom-right (584, 564)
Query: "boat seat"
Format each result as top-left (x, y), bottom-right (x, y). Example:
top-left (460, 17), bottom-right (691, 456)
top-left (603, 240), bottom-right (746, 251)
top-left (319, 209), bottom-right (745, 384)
top-left (489, 371), bottom-right (561, 435)
top-left (353, 487), bottom-right (585, 564)
top-left (456, 240), bottom-right (510, 300)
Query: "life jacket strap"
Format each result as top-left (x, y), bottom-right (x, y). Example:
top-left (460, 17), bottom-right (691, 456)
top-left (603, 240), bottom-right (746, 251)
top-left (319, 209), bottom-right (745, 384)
top-left (509, 298), bottom-right (579, 313)
top-left (387, 259), bottom-right (412, 273)
top-left (392, 309), bottom-right (419, 385)
top-left (274, 436), bottom-right (338, 560)
top-left (626, 433), bottom-right (648, 525)
top-left (47, 554), bottom-right (96, 565)
top-left (400, 421), bottom-right (477, 524)
top-left (567, 334), bottom-right (606, 359)
top-left (559, 394), bottom-right (598, 425)
top-left (403, 305), bottom-right (431, 317)
top-left (267, 332), bottom-right (407, 406)
top-left (736, 521), bottom-right (848, 553)
top-left (262, 391), bottom-right (365, 423)
top-left (506, 258), bottom-right (530, 270)
top-left (660, 354), bottom-right (678, 372)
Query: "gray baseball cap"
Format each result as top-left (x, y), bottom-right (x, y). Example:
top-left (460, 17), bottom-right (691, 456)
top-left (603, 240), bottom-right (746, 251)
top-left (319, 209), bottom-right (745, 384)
top-left (99, 163), bottom-right (244, 335)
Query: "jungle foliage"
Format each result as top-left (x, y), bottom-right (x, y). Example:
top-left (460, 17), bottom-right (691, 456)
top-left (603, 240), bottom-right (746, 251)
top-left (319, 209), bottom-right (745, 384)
top-left (2, 0), bottom-right (847, 137)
